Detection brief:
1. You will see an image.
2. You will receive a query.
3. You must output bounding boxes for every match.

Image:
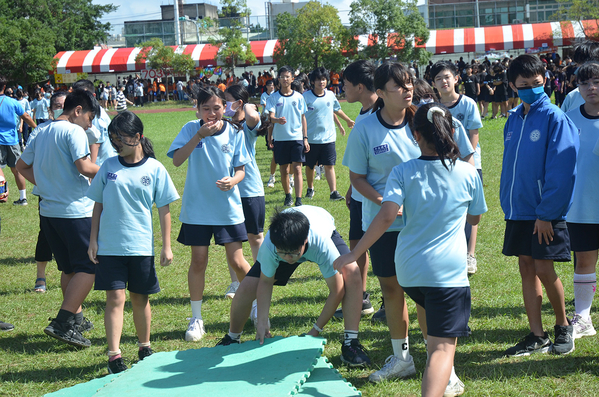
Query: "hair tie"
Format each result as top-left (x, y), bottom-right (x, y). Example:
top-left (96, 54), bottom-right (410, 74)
top-left (427, 106), bottom-right (445, 123)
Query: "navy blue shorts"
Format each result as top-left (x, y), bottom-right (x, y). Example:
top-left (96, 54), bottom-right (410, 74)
top-left (369, 231), bottom-right (399, 278)
top-left (36, 198), bottom-right (53, 262)
top-left (502, 220), bottom-right (571, 262)
top-left (274, 140), bottom-right (305, 165)
top-left (40, 216), bottom-right (95, 275)
top-left (402, 286), bottom-right (471, 338)
top-left (349, 197), bottom-right (364, 241)
top-left (242, 196), bottom-right (265, 235)
top-left (304, 142), bottom-right (336, 168)
top-left (247, 230), bottom-right (348, 285)
top-left (567, 222), bottom-right (599, 252)
top-left (177, 223), bottom-right (248, 246)
top-left (94, 255), bottom-right (160, 294)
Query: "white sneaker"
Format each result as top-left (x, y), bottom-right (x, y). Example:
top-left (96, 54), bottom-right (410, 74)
top-left (315, 166), bottom-right (321, 181)
top-left (267, 174), bottom-right (275, 188)
top-left (250, 300), bottom-right (270, 328)
top-left (368, 355), bottom-right (416, 383)
top-left (444, 372), bottom-right (465, 397)
top-left (467, 254), bottom-right (477, 274)
top-left (225, 281), bottom-right (240, 299)
top-left (571, 313), bottom-right (597, 339)
top-left (289, 175), bottom-right (294, 188)
top-left (185, 317), bottom-right (205, 342)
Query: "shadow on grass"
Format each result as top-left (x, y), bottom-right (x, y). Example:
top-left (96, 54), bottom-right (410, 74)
top-left (1, 363), bottom-right (101, 384)
top-left (0, 256), bottom-right (36, 266)
top-left (470, 302), bottom-right (556, 320)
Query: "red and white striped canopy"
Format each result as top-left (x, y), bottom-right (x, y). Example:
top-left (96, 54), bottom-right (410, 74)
top-left (53, 19), bottom-right (598, 74)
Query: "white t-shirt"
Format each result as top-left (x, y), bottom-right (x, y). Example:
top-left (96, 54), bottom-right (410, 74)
top-left (303, 90), bottom-right (341, 144)
top-left (265, 90), bottom-right (306, 141)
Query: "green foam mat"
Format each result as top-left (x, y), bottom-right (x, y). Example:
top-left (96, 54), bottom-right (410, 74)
top-left (297, 356), bottom-right (361, 397)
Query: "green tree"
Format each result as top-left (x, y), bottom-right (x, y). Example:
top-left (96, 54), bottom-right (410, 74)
top-left (0, 0), bottom-right (117, 51)
top-left (0, 16), bottom-right (56, 87)
top-left (209, 0), bottom-right (256, 69)
top-left (273, 1), bottom-right (351, 71)
top-left (553, 0), bottom-right (599, 40)
top-left (349, 0), bottom-right (430, 64)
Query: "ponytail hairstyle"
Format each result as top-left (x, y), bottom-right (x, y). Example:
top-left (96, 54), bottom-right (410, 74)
top-left (372, 62), bottom-right (417, 124)
top-left (194, 85), bottom-right (242, 131)
top-left (108, 110), bottom-right (155, 158)
top-left (411, 103), bottom-right (460, 171)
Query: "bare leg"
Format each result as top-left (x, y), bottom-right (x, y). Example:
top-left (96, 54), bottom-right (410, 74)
top-left (35, 261), bottom-right (47, 291)
top-left (323, 165), bottom-right (337, 193)
top-left (229, 276), bottom-right (259, 333)
top-left (9, 166), bottom-right (26, 190)
top-left (280, 164), bottom-right (290, 194)
top-left (130, 292), bottom-right (151, 344)
top-left (467, 225), bottom-right (478, 257)
top-left (422, 336), bottom-right (457, 397)
top-left (519, 255), bottom-right (545, 335)
top-left (306, 166), bottom-right (315, 190)
top-left (350, 240), bottom-right (369, 292)
top-left (341, 263), bottom-right (362, 331)
top-left (248, 233), bottom-right (264, 263)
top-left (535, 259), bottom-right (568, 326)
top-left (224, 241), bottom-right (251, 282)
top-left (60, 272), bottom-right (95, 314)
top-left (292, 162), bottom-right (303, 198)
top-left (270, 155), bottom-right (277, 175)
top-left (105, 289), bottom-right (126, 352)
top-left (378, 276), bottom-right (409, 339)
top-left (188, 246), bottom-right (209, 301)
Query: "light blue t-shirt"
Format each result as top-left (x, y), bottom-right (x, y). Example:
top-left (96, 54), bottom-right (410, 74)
top-left (452, 118), bottom-right (476, 160)
top-left (561, 88), bottom-right (584, 113)
top-left (31, 98), bottom-right (50, 120)
top-left (344, 110), bottom-right (422, 231)
top-left (0, 95), bottom-right (24, 145)
top-left (86, 156), bottom-right (180, 256)
top-left (303, 90), bottom-right (341, 144)
top-left (20, 120), bottom-right (94, 218)
top-left (342, 108), bottom-right (373, 203)
top-left (257, 205), bottom-right (338, 279)
top-left (17, 98), bottom-right (32, 117)
top-left (260, 92), bottom-right (271, 111)
top-left (167, 119), bottom-right (251, 226)
top-left (566, 105), bottom-right (599, 223)
top-left (447, 95), bottom-right (483, 169)
top-left (95, 107), bottom-right (117, 166)
top-left (265, 90), bottom-right (306, 141)
top-left (383, 157), bottom-right (487, 288)
top-left (238, 119), bottom-right (265, 198)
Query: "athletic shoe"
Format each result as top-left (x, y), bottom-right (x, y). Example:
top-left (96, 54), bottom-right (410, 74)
top-left (44, 318), bottom-right (91, 348)
top-left (315, 166), bottom-right (321, 180)
top-left (444, 373), bottom-right (465, 397)
top-left (341, 339), bottom-right (371, 367)
top-left (372, 299), bottom-right (386, 323)
top-left (368, 354), bottom-right (416, 383)
top-left (185, 317), bottom-right (205, 342)
top-left (107, 357), bottom-right (128, 374)
top-left (267, 174), bottom-right (275, 188)
top-left (503, 332), bottom-right (552, 357)
top-left (0, 320), bottom-right (14, 331)
top-left (224, 281), bottom-right (240, 299)
top-left (467, 254), bottom-right (477, 274)
top-left (552, 322), bottom-right (575, 355)
top-left (76, 317), bottom-right (94, 333)
top-left (289, 175), bottom-right (294, 188)
top-left (216, 334), bottom-right (240, 346)
top-left (571, 313), bottom-right (597, 339)
top-left (284, 194), bottom-right (293, 207)
top-left (330, 191), bottom-right (344, 201)
top-left (250, 300), bottom-right (270, 328)
top-left (13, 198), bottom-right (27, 206)
top-left (295, 197), bottom-right (302, 207)
top-left (362, 292), bottom-right (374, 315)
top-left (306, 188), bottom-right (315, 199)
top-left (138, 346), bottom-right (153, 361)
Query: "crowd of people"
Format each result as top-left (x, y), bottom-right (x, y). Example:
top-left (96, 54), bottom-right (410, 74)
top-left (1, 40), bottom-right (598, 397)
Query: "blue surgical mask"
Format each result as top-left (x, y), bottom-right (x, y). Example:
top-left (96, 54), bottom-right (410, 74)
top-left (44, 92), bottom-right (51, 99)
top-left (517, 85), bottom-right (545, 104)
top-left (53, 109), bottom-right (63, 119)
top-left (224, 101), bottom-right (238, 117)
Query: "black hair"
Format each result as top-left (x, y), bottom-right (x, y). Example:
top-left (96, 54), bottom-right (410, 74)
top-left (50, 91), bottom-right (67, 109)
top-left (72, 79), bottom-right (95, 92)
top-left (411, 103), bottom-right (460, 171)
top-left (573, 40), bottom-right (599, 64)
top-left (372, 62), bottom-right (416, 123)
top-left (269, 208), bottom-right (310, 252)
top-left (278, 65), bottom-right (294, 78)
top-left (0, 75), bottom-right (6, 92)
top-left (108, 110), bottom-right (155, 158)
top-left (413, 79), bottom-right (436, 104)
top-left (577, 61), bottom-right (599, 83)
top-left (296, 72), bottom-right (310, 91)
top-left (63, 89), bottom-right (100, 116)
top-left (309, 67), bottom-right (329, 83)
top-left (507, 54), bottom-right (546, 84)
top-left (15, 89), bottom-right (24, 100)
top-left (430, 61), bottom-right (458, 81)
top-left (225, 84), bottom-right (250, 104)
top-left (265, 79), bottom-right (274, 86)
top-left (291, 79), bottom-right (303, 93)
top-left (343, 60), bottom-right (376, 92)
top-left (194, 85), bottom-right (241, 131)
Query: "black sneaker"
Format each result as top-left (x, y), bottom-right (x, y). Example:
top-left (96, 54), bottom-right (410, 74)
top-left (330, 191), bottom-right (344, 201)
top-left (552, 322), bottom-right (575, 355)
top-left (108, 357), bottom-right (128, 374)
top-left (75, 317), bottom-right (94, 333)
top-left (13, 198), bottom-right (28, 206)
top-left (295, 197), bottom-right (302, 206)
top-left (44, 318), bottom-right (91, 348)
top-left (341, 339), bottom-right (371, 367)
top-left (333, 307), bottom-right (343, 319)
top-left (306, 188), bottom-right (315, 199)
top-left (138, 346), bottom-right (153, 361)
top-left (372, 299), bottom-right (386, 323)
top-left (362, 292), bottom-right (374, 315)
top-left (504, 332), bottom-right (552, 357)
top-left (0, 320), bottom-right (14, 331)
top-left (284, 194), bottom-right (293, 207)
top-left (216, 334), bottom-right (240, 346)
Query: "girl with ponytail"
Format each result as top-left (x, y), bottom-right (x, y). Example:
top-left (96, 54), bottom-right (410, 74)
top-left (336, 103), bottom-right (487, 396)
top-left (87, 110), bottom-right (180, 373)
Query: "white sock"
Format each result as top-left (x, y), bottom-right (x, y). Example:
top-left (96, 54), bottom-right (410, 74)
top-left (450, 366), bottom-right (457, 381)
top-left (190, 300), bottom-right (203, 319)
top-left (343, 330), bottom-right (359, 346)
top-left (391, 337), bottom-right (410, 361)
top-left (19, 189), bottom-right (26, 200)
top-left (228, 330), bottom-right (242, 341)
top-left (574, 272), bottom-right (596, 320)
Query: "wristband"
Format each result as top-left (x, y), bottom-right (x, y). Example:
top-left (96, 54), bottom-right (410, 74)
top-left (313, 323), bottom-right (323, 332)
top-left (303, 136), bottom-right (308, 140)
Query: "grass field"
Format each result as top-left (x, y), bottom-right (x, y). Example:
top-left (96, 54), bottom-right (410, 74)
top-left (1, 102), bottom-right (598, 396)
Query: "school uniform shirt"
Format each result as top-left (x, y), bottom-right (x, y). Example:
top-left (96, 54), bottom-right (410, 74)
top-left (20, 120), bottom-right (94, 218)
top-left (31, 98), bottom-right (50, 120)
top-left (566, 105), bottom-right (599, 224)
top-left (383, 157), bottom-right (487, 288)
top-left (452, 118), bottom-right (475, 160)
top-left (344, 110), bottom-right (421, 232)
top-left (561, 88), bottom-right (585, 113)
top-left (0, 95), bottom-right (24, 145)
top-left (238, 119), bottom-right (265, 198)
top-left (265, 90), bottom-right (306, 141)
top-left (86, 156), bottom-right (180, 256)
top-left (447, 95), bottom-right (484, 169)
top-left (95, 107), bottom-right (117, 167)
top-left (303, 90), bottom-right (341, 144)
top-left (342, 107), bottom-right (373, 203)
top-left (257, 205), bottom-right (338, 279)
top-left (260, 92), bottom-right (271, 107)
top-left (167, 120), bottom-right (251, 226)
top-left (17, 98), bottom-right (32, 117)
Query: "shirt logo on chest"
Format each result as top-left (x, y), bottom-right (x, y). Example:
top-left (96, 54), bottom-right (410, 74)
top-left (530, 130), bottom-right (541, 142)
top-left (140, 176), bottom-right (151, 186)
top-left (196, 141), bottom-right (203, 149)
top-left (221, 144), bottom-right (231, 153)
top-left (107, 172), bottom-right (118, 181)
top-left (373, 143), bottom-right (390, 155)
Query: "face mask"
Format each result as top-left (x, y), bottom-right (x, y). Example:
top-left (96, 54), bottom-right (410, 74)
top-left (53, 109), bottom-right (63, 119)
top-left (45, 93), bottom-right (51, 99)
top-left (517, 85), bottom-right (545, 104)
top-left (224, 101), bottom-right (238, 117)
top-left (417, 98), bottom-right (434, 107)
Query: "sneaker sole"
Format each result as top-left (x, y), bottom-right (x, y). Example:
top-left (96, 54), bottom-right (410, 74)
top-left (368, 367), bottom-right (416, 382)
top-left (185, 332), bottom-right (205, 342)
top-left (507, 345), bottom-right (552, 357)
top-left (44, 327), bottom-right (91, 348)
top-left (340, 355), bottom-right (370, 368)
top-left (225, 293), bottom-right (235, 299)
top-left (551, 342), bottom-right (575, 355)
top-left (574, 328), bottom-right (596, 339)
top-left (362, 307), bottom-right (375, 315)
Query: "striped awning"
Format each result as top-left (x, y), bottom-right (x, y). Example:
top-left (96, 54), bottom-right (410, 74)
top-left (52, 19), bottom-right (598, 74)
